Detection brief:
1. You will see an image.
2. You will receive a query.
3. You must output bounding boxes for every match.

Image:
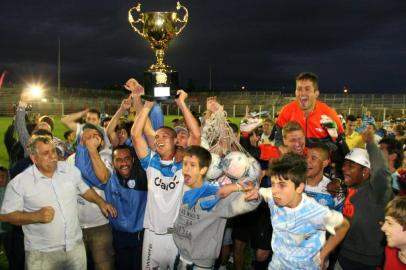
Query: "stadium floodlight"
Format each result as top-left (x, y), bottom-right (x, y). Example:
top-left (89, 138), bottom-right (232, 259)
top-left (27, 83), bottom-right (44, 99)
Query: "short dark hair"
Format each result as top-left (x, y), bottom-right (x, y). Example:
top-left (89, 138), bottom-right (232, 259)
top-left (112, 144), bottom-right (133, 159)
top-left (379, 137), bottom-right (404, 169)
top-left (282, 121), bottom-right (304, 139)
top-left (0, 166), bottom-right (8, 173)
top-left (88, 108), bottom-right (101, 119)
top-left (117, 121), bottom-right (133, 136)
top-left (101, 116), bottom-right (112, 126)
top-left (228, 122), bottom-right (239, 134)
top-left (346, 114), bottom-right (357, 122)
top-left (269, 153), bottom-right (307, 188)
top-left (38, 115), bottom-right (54, 131)
top-left (296, 72), bottom-right (319, 90)
top-left (307, 142), bottom-right (330, 160)
top-left (32, 129), bottom-right (53, 138)
top-left (157, 126), bottom-right (177, 139)
top-left (64, 130), bottom-right (74, 140)
top-left (184, 145), bottom-right (212, 169)
top-left (368, 123), bottom-right (377, 131)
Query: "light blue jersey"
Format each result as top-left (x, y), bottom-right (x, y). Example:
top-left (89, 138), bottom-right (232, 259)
top-left (259, 189), bottom-right (343, 270)
top-left (305, 176), bottom-right (344, 212)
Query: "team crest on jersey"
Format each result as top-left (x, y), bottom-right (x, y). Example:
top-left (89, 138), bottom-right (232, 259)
top-left (127, 179), bottom-right (136, 188)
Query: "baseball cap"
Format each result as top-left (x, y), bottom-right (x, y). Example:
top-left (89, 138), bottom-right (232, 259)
top-left (344, 148), bottom-right (371, 169)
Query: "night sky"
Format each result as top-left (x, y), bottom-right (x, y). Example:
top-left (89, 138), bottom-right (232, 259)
top-left (1, 0), bottom-right (406, 94)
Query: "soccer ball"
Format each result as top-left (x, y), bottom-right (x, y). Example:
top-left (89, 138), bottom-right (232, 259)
top-left (216, 175), bottom-right (233, 185)
top-left (221, 151), bottom-right (249, 180)
top-left (206, 153), bottom-right (223, 180)
top-left (240, 157), bottom-right (261, 185)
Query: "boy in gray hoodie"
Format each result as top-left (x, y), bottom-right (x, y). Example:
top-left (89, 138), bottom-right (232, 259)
top-left (173, 146), bottom-right (260, 269)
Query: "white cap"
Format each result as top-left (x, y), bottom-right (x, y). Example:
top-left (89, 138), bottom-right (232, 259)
top-left (345, 148), bottom-right (371, 169)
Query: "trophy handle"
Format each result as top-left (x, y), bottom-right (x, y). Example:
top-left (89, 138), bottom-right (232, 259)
top-left (128, 3), bottom-right (144, 37)
top-left (175, 1), bottom-right (188, 36)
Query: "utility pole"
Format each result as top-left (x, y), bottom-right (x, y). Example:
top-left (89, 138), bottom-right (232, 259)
top-left (58, 37), bottom-right (61, 99)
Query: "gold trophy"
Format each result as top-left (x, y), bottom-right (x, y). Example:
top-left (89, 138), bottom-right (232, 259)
top-left (128, 2), bottom-right (188, 101)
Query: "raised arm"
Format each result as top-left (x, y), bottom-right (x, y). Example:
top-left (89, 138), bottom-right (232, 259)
top-left (61, 108), bottom-right (89, 132)
top-left (131, 101), bottom-right (154, 160)
top-left (125, 79), bottom-right (157, 149)
top-left (85, 136), bottom-right (111, 184)
top-left (106, 96), bottom-right (132, 147)
top-left (175, 90), bottom-right (201, 146)
top-left (363, 130), bottom-right (392, 202)
top-left (14, 101), bottom-right (31, 157)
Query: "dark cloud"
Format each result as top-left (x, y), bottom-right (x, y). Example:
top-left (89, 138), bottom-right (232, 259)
top-left (0, 0), bottom-right (405, 93)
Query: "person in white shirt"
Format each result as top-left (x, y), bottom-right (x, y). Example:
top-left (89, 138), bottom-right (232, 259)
top-left (0, 135), bottom-right (116, 270)
top-left (68, 123), bottom-right (115, 270)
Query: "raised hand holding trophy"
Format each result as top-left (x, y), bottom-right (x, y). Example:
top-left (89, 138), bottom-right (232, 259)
top-left (128, 2), bottom-right (188, 101)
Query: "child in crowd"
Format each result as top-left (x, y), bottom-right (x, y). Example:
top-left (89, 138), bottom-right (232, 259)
top-left (173, 146), bottom-right (260, 269)
top-left (245, 153), bottom-right (350, 269)
top-left (381, 196), bottom-right (406, 269)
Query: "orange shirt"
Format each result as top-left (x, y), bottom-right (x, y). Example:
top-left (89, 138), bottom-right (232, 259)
top-left (276, 100), bottom-right (344, 140)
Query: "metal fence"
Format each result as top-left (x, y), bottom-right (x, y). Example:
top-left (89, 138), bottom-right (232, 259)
top-left (0, 86), bottom-right (405, 120)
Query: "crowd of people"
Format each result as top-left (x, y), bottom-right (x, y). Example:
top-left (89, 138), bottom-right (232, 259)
top-left (0, 72), bottom-right (405, 270)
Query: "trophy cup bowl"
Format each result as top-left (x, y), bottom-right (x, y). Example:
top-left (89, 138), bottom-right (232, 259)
top-left (129, 2), bottom-right (188, 101)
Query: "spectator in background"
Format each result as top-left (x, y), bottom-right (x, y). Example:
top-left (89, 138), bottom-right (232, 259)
top-left (345, 115), bottom-right (365, 150)
top-left (259, 118), bottom-right (274, 145)
top-left (355, 115), bottom-right (364, 133)
top-left (15, 100), bottom-right (67, 160)
top-left (366, 123), bottom-right (382, 144)
top-left (64, 130), bottom-right (76, 156)
top-left (0, 166), bottom-right (10, 257)
top-left (61, 108), bottom-right (112, 150)
top-left (393, 123), bottom-right (406, 143)
top-left (362, 111), bottom-right (376, 127)
top-left (379, 137), bottom-right (404, 194)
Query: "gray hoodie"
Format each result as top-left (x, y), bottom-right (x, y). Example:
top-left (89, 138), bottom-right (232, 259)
top-left (173, 191), bottom-right (260, 267)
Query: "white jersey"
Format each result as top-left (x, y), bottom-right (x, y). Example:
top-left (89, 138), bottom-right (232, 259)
top-left (140, 150), bottom-right (184, 234)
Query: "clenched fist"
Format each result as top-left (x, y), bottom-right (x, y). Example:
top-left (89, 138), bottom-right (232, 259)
top-left (36, 206), bottom-right (55, 223)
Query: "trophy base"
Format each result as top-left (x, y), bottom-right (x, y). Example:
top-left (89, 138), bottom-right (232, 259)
top-left (143, 70), bottom-right (179, 102)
